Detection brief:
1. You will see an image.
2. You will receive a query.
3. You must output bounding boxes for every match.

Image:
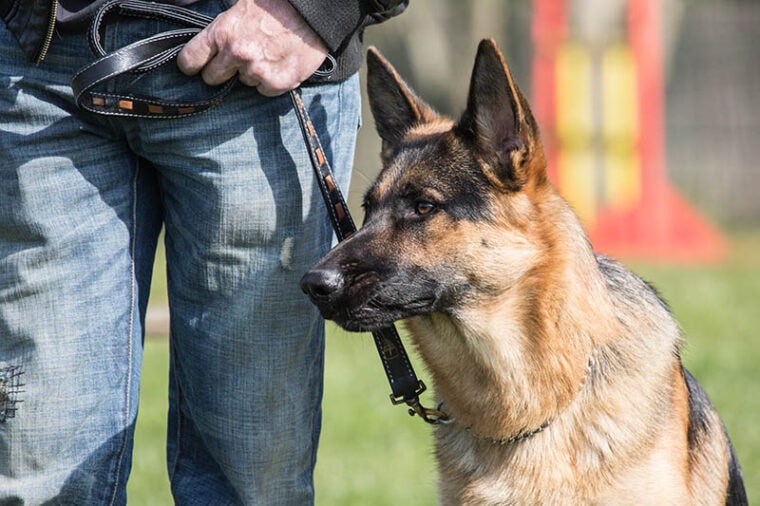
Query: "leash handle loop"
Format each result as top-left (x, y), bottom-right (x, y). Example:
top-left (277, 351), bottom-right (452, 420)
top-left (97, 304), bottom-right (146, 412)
top-left (71, 0), bottom-right (234, 118)
top-left (71, 0), bottom-right (334, 118)
top-left (88, 0), bottom-right (214, 58)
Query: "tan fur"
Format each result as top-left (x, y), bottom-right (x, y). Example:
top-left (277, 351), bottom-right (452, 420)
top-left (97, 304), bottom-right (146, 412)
top-left (403, 182), bottom-right (733, 504)
top-left (403, 183), bottom-right (674, 503)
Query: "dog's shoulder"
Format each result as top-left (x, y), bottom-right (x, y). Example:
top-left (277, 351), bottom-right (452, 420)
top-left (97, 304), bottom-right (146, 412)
top-left (595, 255), bottom-right (746, 503)
top-left (725, 433), bottom-right (748, 505)
top-left (595, 254), bottom-right (673, 318)
top-left (682, 368), bottom-right (747, 505)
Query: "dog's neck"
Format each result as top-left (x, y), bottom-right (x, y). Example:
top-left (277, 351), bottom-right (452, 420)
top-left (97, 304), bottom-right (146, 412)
top-left (406, 232), bottom-right (616, 443)
top-left (439, 352), bottom-right (596, 445)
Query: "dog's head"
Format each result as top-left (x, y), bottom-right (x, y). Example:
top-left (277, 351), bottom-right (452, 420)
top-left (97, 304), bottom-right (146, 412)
top-left (301, 39), bottom-right (559, 332)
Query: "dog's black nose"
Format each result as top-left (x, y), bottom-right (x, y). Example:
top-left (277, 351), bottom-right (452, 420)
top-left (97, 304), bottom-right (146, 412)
top-left (300, 268), bottom-right (344, 303)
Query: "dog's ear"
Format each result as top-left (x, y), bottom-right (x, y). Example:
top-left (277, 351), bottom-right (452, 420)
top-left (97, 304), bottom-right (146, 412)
top-left (457, 39), bottom-right (545, 191)
top-left (366, 47), bottom-right (439, 160)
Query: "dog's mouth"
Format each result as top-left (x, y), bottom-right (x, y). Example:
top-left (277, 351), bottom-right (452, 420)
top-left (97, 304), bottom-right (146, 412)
top-left (341, 294), bottom-right (438, 332)
top-left (300, 268), bottom-right (439, 332)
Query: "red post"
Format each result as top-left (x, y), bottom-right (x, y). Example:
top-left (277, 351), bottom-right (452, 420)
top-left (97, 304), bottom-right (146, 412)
top-left (532, 0), bottom-right (727, 262)
top-left (531, 0), bottom-right (566, 184)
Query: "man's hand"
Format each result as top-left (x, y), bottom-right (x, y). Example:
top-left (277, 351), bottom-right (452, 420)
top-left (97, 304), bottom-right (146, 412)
top-left (177, 0), bottom-right (329, 96)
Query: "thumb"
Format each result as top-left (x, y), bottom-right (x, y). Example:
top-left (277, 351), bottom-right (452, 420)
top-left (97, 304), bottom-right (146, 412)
top-left (177, 29), bottom-right (217, 76)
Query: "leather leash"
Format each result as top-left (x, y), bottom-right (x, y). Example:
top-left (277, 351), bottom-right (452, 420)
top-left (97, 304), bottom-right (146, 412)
top-left (290, 90), bottom-right (446, 424)
top-left (72, 0), bottom-right (447, 424)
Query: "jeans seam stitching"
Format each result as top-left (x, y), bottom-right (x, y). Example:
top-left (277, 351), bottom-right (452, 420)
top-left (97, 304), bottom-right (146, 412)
top-left (168, 337), bottom-right (182, 485)
top-left (108, 157), bottom-right (140, 505)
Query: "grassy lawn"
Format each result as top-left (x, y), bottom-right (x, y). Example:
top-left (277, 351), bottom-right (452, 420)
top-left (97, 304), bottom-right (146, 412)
top-left (128, 233), bottom-right (759, 504)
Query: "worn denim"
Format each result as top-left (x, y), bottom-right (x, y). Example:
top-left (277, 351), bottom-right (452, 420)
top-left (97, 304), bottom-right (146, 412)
top-left (0, 1), bottom-right (360, 503)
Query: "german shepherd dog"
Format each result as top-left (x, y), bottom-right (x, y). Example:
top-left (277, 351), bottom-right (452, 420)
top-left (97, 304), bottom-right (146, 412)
top-left (301, 39), bottom-right (747, 505)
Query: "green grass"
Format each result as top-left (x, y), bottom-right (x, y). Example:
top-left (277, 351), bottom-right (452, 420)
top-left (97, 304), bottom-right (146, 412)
top-left (128, 234), bottom-right (760, 504)
top-left (129, 339), bottom-right (173, 506)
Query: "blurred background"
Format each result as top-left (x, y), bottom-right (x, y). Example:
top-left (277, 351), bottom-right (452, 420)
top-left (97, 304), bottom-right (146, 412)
top-left (355, 0), bottom-right (760, 260)
top-left (131, 0), bottom-right (759, 504)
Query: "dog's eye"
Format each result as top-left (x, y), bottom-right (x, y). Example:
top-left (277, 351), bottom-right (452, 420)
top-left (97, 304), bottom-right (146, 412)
top-left (415, 201), bottom-right (436, 216)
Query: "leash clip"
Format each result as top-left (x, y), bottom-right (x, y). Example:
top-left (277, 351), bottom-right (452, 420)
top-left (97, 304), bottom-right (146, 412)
top-left (390, 381), bottom-right (450, 425)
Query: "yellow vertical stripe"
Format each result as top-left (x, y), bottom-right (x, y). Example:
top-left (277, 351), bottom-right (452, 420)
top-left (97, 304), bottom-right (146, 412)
top-left (556, 43), bottom-right (596, 223)
top-left (601, 44), bottom-right (641, 210)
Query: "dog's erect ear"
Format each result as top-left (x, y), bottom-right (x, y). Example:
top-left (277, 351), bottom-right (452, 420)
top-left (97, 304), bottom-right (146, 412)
top-left (457, 39), bottom-right (545, 191)
top-left (366, 47), bottom-right (439, 160)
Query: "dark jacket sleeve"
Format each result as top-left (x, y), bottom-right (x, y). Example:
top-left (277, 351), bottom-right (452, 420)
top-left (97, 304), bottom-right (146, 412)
top-left (1, 0), bottom-right (56, 62)
top-left (288, 0), bottom-right (406, 53)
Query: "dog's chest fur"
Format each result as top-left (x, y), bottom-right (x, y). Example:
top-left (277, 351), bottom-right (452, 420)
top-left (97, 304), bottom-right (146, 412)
top-left (405, 255), bottom-right (730, 505)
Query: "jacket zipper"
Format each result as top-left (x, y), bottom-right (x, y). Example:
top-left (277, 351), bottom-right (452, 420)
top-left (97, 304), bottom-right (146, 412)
top-left (35, 0), bottom-right (58, 64)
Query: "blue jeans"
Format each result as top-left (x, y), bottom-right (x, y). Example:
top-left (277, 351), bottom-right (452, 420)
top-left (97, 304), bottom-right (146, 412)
top-left (0, 2), bottom-right (360, 503)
